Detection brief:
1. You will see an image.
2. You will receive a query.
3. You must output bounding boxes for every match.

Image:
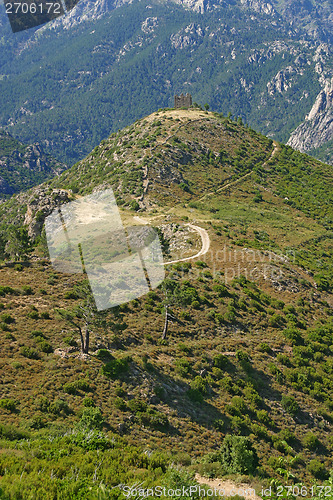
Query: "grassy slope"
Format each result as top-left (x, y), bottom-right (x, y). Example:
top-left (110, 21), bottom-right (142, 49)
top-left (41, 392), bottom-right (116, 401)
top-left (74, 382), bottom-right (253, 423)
top-left (0, 110), bottom-right (332, 497)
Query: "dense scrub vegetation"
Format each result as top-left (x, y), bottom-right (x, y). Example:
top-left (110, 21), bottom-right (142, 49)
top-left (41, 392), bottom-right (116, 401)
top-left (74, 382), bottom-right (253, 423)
top-left (0, 110), bottom-right (332, 497)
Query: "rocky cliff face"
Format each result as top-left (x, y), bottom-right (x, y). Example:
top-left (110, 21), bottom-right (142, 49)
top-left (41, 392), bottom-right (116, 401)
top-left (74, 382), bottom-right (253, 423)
top-left (24, 188), bottom-right (72, 238)
top-left (0, 131), bottom-right (67, 197)
top-left (39, 0), bottom-right (332, 42)
top-left (288, 77), bottom-right (333, 157)
top-left (287, 43), bottom-right (333, 162)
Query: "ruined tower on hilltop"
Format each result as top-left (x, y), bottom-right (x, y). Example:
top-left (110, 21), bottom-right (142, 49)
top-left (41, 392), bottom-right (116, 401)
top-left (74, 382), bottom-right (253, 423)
top-left (174, 93), bottom-right (192, 109)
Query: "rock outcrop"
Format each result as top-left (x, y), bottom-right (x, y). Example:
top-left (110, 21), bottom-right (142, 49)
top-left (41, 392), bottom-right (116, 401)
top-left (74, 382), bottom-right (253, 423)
top-left (0, 131), bottom-right (67, 197)
top-left (24, 188), bottom-right (72, 239)
top-left (287, 77), bottom-right (333, 158)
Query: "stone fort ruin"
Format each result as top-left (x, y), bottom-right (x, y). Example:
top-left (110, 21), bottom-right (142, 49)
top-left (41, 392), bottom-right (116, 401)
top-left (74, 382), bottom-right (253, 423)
top-left (174, 93), bottom-right (192, 108)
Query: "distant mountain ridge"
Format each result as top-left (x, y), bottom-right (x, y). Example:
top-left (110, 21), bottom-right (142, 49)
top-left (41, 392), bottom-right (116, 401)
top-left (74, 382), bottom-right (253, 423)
top-left (0, 0), bottom-right (332, 164)
top-left (39, 0), bottom-right (333, 42)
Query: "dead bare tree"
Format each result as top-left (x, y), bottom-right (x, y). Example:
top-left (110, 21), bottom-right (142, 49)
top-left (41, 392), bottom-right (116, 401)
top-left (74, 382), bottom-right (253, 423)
top-left (162, 306), bottom-right (184, 340)
top-left (161, 279), bottom-right (184, 340)
top-left (56, 280), bottom-right (101, 354)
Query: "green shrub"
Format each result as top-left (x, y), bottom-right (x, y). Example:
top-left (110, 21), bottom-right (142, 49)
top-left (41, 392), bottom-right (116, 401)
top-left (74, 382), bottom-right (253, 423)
top-left (251, 423), bottom-right (268, 439)
top-left (307, 459), bottom-right (328, 479)
top-left (0, 286), bottom-right (16, 296)
top-left (27, 310), bottom-right (39, 319)
top-left (273, 439), bottom-right (289, 453)
top-left (276, 353), bottom-right (292, 366)
top-left (130, 200), bottom-right (140, 211)
top-left (40, 311), bottom-right (50, 319)
top-left (186, 388), bottom-right (203, 403)
top-left (213, 354), bottom-right (228, 369)
top-left (229, 396), bottom-right (247, 415)
top-left (82, 397), bottom-right (95, 407)
top-left (137, 410), bottom-right (169, 430)
top-left (71, 429), bottom-right (110, 450)
top-left (236, 350), bottom-right (249, 363)
top-left (278, 429), bottom-right (297, 445)
top-left (64, 336), bottom-right (78, 347)
top-left (302, 432), bottom-right (320, 451)
top-left (256, 410), bottom-right (271, 425)
top-left (215, 313), bottom-right (224, 325)
top-left (224, 310), bottom-right (236, 323)
top-left (258, 342), bottom-right (271, 353)
top-left (268, 314), bottom-right (283, 327)
top-left (281, 395), bottom-right (299, 416)
top-left (63, 382), bottom-right (77, 394)
top-left (230, 416), bottom-right (245, 434)
top-left (253, 191), bottom-right (263, 203)
top-left (19, 346), bottom-right (39, 359)
top-left (173, 262), bottom-right (191, 273)
top-left (244, 386), bottom-right (262, 407)
top-left (95, 349), bottom-right (114, 361)
top-left (101, 357), bottom-right (130, 378)
top-left (63, 379), bottom-right (90, 395)
top-left (78, 407), bottom-right (104, 430)
top-left (30, 330), bottom-right (46, 339)
top-left (174, 357), bottom-right (191, 377)
top-left (190, 376), bottom-right (208, 395)
top-left (283, 327), bottom-right (302, 345)
top-left (29, 415), bottom-right (46, 429)
top-left (76, 379), bottom-right (91, 391)
top-left (212, 367), bottom-right (224, 380)
top-left (217, 435), bottom-right (258, 474)
top-left (0, 399), bottom-right (16, 412)
top-left (0, 423), bottom-right (29, 440)
top-left (195, 261), bottom-right (208, 268)
top-left (64, 290), bottom-right (79, 299)
top-left (49, 399), bottom-right (70, 415)
top-left (1, 312), bottom-right (15, 324)
top-left (35, 396), bottom-right (50, 412)
top-left (21, 285), bottom-right (33, 295)
top-left (213, 284), bottom-right (229, 297)
top-left (220, 376), bottom-right (234, 393)
top-left (115, 385), bottom-right (127, 398)
top-left (178, 343), bottom-right (191, 353)
top-left (38, 341), bottom-right (53, 353)
top-left (114, 397), bottom-right (128, 411)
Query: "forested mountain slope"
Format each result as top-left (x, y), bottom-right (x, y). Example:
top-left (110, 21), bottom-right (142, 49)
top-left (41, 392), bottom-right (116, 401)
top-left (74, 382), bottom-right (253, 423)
top-left (0, 131), bottom-right (66, 199)
top-left (0, 0), bottom-right (332, 164)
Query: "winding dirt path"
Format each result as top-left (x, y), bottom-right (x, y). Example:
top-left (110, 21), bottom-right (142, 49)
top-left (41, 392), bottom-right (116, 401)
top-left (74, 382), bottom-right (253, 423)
top-left (195, 474), bottom-right (262, 500)
top-left (133, 217), bottom-right (210, 266)
top-left (132, 141), bottom-right (279, 266)
top-left (163, 224), bottom-right (210, 265)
